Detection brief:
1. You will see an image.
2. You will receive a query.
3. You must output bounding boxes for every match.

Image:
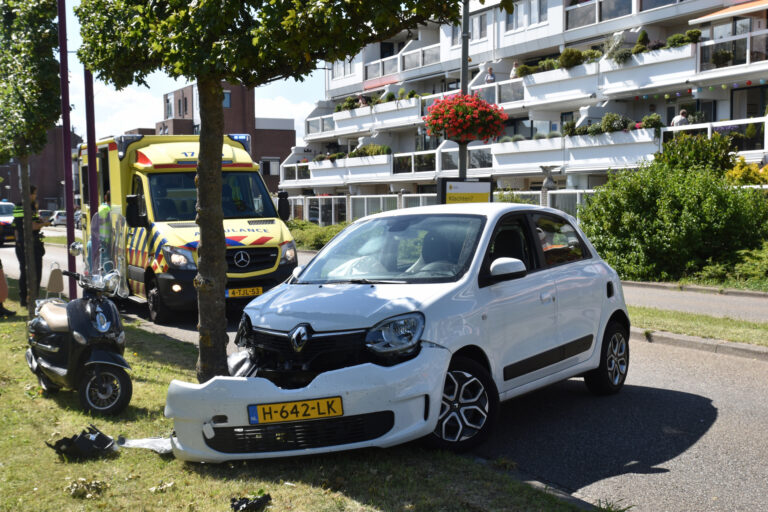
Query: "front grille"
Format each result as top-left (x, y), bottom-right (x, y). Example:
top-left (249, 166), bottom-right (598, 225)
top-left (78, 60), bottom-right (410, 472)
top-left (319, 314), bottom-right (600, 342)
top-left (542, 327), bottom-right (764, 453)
top-left (204, 411), bottom-right (394, 453)
top-left (168, 222), bottom-right (198, 228)
top-left (248, 219), bottom-right (275, 226)
top-left (227, 247), bottom-right (279, 273)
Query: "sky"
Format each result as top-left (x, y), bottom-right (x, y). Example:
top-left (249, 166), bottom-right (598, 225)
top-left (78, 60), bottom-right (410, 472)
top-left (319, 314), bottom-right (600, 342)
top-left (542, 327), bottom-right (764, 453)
top-left (64, 2), bottom-right (324, 146)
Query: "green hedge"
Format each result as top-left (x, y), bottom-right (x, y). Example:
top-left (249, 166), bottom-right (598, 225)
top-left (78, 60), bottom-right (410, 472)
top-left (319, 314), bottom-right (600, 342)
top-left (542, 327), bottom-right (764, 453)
top-left (287, 219), bottom-right (348, 250)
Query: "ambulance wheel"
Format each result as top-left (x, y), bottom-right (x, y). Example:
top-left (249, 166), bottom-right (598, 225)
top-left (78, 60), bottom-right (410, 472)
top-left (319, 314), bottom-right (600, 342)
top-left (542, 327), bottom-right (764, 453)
top-left (147, 275), bottom-right (171, 324)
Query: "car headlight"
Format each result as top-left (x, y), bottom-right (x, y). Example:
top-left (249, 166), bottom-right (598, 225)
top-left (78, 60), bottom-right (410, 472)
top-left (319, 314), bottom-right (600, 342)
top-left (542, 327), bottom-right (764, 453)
top-left (280, 241), bottom-right (297, 265)
top-left (162, 246), bottom-right (196, 270)
top-left (365, 312), bottom-right (424, 355)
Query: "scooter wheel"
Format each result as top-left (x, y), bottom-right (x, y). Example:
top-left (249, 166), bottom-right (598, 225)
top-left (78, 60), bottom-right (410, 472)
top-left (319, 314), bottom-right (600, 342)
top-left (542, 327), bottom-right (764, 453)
top-left (38, 373), bottom-right (61, 394)
top-left (78, 365), bottom-right (132, 415)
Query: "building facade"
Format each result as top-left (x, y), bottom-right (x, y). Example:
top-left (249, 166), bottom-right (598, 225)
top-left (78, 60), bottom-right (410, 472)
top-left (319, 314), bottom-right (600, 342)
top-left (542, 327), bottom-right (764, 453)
top-left (157, 81), bottom-right (295, 192)
top-left (281, 0), bottom-right (768, 218)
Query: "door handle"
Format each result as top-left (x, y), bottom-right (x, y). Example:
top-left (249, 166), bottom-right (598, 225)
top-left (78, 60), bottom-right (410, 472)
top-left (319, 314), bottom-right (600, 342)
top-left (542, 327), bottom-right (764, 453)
top-left (540, 292), bottom-right (555, 303)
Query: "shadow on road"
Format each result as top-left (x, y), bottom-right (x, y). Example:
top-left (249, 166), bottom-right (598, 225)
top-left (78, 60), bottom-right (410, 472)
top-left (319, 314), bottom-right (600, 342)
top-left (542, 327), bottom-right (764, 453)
top-left (475, 379), bottom-right (717, 493)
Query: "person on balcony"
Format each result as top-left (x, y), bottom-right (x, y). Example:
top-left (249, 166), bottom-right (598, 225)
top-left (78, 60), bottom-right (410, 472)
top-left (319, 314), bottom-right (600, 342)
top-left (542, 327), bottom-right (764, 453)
top-left (671, 109), bottom-right (689, 126)
top-left (485, 67), bottom-right (496, 84)
top-left (510, 62), bottom-right (519, 79)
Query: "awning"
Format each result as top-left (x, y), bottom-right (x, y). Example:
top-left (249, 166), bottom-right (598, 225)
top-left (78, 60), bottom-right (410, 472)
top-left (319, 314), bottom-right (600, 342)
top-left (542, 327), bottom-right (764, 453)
top-left (689, 0), bottom-right (768, 25)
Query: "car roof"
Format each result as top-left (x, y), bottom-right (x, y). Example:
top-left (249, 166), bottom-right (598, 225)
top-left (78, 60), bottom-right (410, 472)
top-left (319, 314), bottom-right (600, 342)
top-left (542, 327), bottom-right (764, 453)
top-left (363, 202), bottom-right (570, 223)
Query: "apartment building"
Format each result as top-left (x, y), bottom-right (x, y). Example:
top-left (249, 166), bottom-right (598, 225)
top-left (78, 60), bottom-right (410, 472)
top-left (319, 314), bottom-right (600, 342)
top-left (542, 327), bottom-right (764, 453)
top-left (157, 81), bottom-right (295, 192)
top-left (281, 0), bottom-right (768, 219)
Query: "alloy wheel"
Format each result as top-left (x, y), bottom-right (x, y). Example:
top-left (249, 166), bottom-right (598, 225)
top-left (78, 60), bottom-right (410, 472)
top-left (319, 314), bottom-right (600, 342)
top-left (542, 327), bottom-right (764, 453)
top-left (435, 369), bottom-right (489, 443)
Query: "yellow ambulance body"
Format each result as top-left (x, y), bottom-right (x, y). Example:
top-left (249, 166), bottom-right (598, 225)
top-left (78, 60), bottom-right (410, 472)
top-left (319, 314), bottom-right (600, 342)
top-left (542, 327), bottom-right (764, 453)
top-left (77, 134), bottom-right (297, 323)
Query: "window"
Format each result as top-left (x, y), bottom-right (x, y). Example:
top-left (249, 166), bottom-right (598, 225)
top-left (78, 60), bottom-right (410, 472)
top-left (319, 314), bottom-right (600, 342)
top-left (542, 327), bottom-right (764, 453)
top-left (539, 0), bottom-right (548, 21)
top-left (451, 25), bottom-right (461, 46)
top-left (533, 214), bottom-right (588, 266)
top-left (223, 91), bottom-right (231, 108)
top-left (489, 217), bottom-right (533, 270)
top-left (332, 59), bottom-right (354, 78)
top-left (507, 2), bottom-right (527, 30)
top-left (260, 158), bottom-right (280, 176)
top-left (165, 95), bottom-right (173, 119)
top-left (471, 13), bottom-right (487, 39)
top-left (183, 97), bottom-right (188, 115)
top-left (177, 98), bottom-right (182, 115)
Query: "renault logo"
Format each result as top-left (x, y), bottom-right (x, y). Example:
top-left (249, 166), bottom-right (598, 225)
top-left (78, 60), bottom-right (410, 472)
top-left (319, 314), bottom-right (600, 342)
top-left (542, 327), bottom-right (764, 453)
top-left (289, 324), bottom-right (311, 353)
top-left (234, 250), bottom-right (251, 268)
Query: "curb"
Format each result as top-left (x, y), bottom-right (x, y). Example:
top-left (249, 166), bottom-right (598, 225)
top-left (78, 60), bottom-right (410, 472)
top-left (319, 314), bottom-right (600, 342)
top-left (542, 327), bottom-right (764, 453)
top-left (622, 280), bottom-right (768, 299)
top-left (629, 326), bottom-right (768, 362)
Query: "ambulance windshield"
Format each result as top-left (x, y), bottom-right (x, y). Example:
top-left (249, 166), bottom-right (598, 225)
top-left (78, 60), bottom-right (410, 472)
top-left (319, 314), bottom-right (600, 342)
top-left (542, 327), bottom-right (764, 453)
top-left (148, 172), bottom-right (277, 221)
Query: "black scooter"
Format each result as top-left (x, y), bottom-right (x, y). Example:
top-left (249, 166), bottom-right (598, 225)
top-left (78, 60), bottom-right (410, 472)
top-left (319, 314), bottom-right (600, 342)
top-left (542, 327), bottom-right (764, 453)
top-left (25, 211), bottom-right (132, 415)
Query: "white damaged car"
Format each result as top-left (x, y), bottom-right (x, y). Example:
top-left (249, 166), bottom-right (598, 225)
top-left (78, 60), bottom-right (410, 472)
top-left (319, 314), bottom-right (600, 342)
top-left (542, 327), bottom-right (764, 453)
top-left (165, 203), bottom-right (630, 461)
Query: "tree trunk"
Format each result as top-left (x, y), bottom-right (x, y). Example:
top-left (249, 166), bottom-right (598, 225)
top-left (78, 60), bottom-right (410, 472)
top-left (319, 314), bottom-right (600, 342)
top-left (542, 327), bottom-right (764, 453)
top-left (194, 77), bottom-right (229, 382)
top-left (19, 156), bottom-right (37, 315)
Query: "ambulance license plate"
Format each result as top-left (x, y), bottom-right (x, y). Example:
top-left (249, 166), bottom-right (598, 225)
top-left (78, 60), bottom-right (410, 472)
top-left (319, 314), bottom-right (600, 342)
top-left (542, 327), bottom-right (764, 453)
top-left (226, 286), bottom-right (263, 298)
top-left (248, 396), bottom-right (344, 424)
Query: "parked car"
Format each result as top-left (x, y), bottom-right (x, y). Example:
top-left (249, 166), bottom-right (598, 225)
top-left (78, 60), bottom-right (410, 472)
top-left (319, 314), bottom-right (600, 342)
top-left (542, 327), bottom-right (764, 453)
top-left (50, 210), bottom-right (66, 226)
top-left (0, 202), bottom-right (15, 246)
top-left (38, 210), bottom-right (53, 223)
top-left (165, 203), bottom-right (630, 461)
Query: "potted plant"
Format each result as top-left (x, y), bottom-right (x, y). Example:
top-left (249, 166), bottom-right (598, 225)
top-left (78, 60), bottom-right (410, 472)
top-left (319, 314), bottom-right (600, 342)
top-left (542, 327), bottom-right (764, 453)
top-left (712, 49), bottom-right (733, 68)
top-left (423, 93), bottom-right (508, 143)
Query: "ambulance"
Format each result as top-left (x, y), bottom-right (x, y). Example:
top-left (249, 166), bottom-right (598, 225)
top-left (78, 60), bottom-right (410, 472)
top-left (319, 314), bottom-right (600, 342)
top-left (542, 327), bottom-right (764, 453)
top-left (76, 134), bottom-right (297, 323)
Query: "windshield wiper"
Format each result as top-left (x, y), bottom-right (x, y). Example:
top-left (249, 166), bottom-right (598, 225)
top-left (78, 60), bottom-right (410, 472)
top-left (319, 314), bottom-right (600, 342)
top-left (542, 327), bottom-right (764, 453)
top-left (324, 279), bottom-right (407, 285)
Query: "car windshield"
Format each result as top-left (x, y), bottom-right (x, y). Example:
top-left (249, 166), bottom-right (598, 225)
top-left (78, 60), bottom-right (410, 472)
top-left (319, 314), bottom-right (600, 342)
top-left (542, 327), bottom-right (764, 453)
top-left (0, 204), bottom-right (13, 215)
top-left (148, 171), bottom-right (277, 221)
top-left (297, 214), bottom-right (485, 284)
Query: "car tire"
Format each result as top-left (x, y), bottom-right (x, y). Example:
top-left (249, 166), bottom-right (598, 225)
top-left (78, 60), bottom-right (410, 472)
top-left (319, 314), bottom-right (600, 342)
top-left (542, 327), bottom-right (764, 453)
top-left (584, 321), bottom-right (630, 395)
top-left (426, 356), bottom-right (499, 452)
top-left (147, 275), bottom-right (171, 324)
top-left (78, 365), bottom-right (132, 415)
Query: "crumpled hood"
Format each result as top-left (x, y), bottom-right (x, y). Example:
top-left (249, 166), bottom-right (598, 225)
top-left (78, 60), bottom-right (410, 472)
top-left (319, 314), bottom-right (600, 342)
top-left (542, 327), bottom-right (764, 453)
top-left (244, 282), bottom-right (452, 332)
top-left (152, 218), bottom-right (289, 251)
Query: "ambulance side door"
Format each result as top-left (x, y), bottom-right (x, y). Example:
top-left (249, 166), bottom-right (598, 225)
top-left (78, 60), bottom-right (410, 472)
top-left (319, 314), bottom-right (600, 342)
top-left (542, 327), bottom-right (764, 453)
top-left (126, 174), bottom-right (150, 298)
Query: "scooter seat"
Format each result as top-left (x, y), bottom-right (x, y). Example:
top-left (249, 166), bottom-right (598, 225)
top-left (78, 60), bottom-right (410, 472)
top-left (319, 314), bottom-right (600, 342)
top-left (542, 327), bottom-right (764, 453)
top-left (39, 302), bottom-right (69, 332)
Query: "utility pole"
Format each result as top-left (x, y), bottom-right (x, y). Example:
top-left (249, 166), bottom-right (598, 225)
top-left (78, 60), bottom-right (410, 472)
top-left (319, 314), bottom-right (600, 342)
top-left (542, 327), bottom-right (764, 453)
top-left (458, 0), bottom-right (470, 181)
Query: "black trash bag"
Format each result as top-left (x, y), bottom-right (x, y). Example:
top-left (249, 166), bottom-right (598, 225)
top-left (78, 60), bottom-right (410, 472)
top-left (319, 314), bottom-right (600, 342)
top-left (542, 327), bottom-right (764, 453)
top-left (230, 494), bottom-right (271, 511)
top-left (46, 425), bottom-right (118, 461)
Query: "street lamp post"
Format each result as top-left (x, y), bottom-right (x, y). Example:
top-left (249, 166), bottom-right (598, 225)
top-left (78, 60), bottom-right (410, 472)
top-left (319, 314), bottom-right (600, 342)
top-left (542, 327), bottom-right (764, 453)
top-left (458, 0), bottom-right (470, 182)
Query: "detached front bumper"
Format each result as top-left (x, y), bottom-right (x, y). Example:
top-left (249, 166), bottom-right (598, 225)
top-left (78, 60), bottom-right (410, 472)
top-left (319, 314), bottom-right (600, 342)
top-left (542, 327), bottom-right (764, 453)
top-left (165, 345), bottom-right (450, 462)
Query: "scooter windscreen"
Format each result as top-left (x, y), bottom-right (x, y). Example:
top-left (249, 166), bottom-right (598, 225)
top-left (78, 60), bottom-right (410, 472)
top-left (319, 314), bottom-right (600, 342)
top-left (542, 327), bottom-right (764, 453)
top-left (84, 210), bottom-right (129, 298)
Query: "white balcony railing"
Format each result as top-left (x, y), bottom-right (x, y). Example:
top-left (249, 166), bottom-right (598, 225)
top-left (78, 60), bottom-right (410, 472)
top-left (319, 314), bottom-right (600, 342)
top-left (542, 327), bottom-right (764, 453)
top-left (698, 28), bottom-right (768, 72)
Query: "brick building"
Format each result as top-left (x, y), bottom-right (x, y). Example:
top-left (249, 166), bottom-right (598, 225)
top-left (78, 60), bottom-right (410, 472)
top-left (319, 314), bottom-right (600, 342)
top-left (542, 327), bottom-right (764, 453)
top-left (155, 81), bottom-right (295, 192)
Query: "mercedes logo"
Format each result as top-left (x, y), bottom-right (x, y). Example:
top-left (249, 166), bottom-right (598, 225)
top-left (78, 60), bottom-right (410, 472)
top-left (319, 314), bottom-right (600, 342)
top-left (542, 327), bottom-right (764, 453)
top-left (234, 250), bottom-right (251, 268)
top-left (289, 324), bottom-right (311, 353)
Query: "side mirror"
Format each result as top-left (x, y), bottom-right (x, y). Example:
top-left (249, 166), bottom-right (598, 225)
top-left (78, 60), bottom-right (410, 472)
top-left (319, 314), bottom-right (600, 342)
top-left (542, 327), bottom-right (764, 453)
top-left (69, 241), bottom-right (83, 257)
top-left (291, 266), bottom-right (304, 279)
top-left (480, 257), bottom-right (527, 287)
top-left (277, 190), bottom-right (290, 222)
top-left (125, 195), bottom-right (148, 228)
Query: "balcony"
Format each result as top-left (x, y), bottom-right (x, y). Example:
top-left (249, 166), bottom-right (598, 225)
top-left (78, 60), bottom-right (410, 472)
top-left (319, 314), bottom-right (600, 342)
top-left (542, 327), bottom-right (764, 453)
top-left (600, 45), bottom-right (696, 97)
top-left (363, 43), bottom-right (441, 84)
top-left (303, 98), bottom-right (421, 141)
top-left (662, 118), bottom-right (767, 159)
top-left (699, 29), bottom-right (768, 72)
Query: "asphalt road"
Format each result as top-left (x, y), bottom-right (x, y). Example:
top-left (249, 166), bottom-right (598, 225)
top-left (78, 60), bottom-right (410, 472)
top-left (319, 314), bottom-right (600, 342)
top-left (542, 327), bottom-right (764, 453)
top-left (6, 235), bottom-right (768, 510)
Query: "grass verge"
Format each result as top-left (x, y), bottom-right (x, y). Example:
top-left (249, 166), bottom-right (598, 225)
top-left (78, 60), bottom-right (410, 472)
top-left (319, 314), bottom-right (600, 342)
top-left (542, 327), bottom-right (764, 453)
top-left (0, 309), bottom-right (588, 511)
top-left (628, 305), bottom-right (768, 348)
top-left (42, 236), bottom-right (68, 245)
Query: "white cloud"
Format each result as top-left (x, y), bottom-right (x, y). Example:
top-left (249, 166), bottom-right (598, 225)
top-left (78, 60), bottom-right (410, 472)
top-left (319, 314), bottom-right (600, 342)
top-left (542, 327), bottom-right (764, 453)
top-left (254, 96), bottom-right (316, 146)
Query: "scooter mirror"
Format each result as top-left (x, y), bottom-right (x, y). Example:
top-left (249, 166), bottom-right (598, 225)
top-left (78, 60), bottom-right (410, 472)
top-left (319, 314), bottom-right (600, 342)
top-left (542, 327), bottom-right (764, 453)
top-left (69, 242), bottom-right (83, 257)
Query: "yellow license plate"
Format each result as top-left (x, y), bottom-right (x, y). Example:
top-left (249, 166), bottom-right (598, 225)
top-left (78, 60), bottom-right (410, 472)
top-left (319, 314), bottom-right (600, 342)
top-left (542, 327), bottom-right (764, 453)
top-left (248, 396), bottom-right (343, 425)
top-left (226, 286), bottom-right (263, 298)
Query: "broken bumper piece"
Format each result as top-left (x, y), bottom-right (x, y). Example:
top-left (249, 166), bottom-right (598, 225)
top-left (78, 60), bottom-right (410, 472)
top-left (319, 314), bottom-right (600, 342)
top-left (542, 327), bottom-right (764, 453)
top-left (165, 346), bottom-right (450, 462)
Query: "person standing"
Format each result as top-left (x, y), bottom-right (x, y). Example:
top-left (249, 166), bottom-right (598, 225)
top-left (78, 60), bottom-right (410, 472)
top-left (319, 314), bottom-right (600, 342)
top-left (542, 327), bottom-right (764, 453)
top-left (14, 185), bottom-right (48, 307)
top-left (670, 109), bottom-right (689, 126)
top-left (485, 67), bottom-right (496, 84)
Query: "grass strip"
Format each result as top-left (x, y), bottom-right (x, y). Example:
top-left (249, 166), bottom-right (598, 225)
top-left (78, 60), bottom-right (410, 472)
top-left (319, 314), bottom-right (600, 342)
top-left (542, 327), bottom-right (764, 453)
top-left (42, 236), bottom-right (68, 245)
top-left (0, 309), bottom-right (593, 511)
top-left (628, 305), bottom-right (768, 348)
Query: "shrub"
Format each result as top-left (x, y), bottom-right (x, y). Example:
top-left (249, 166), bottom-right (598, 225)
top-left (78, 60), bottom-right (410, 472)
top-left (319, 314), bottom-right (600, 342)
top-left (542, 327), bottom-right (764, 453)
top-left (515, 64), bottom-right (537, 77)
top-left (511, 134), bottom-right (526, 142)
top-left (574, 125), bottom-right (589, 136)
top-left (687, 111), bottom-right (706, 124)
top-left (562, 120), bottom-right (577, 137)
top-left (326, 152), bottom-right (347, 162)
top-left (647, 40), bottom-right (665, 51)
top-left (637, 30), bottom-right (649, 46)
top-left (407, 90), bottom-right (419, 99)
top-left (726, 156), bottom-right (768, 185)
top-left (384, 92), bottom-right (396, 102)
top-left (348, 144), bottom-right (391, 158)
top-left (533, 132), bottom-right (547, 140)
top-left (641, 113), bottom-right (663, 137)
top-left (631, 44), bottom-right (647, 55)
top-left (666, 33), bottom-right (690, 48)
top-left (498, 135), bottom-right (515, 143)
top-left (579, 142), bottom-right (768, 280)
top-left (583, 49), bottom-right (603, 63)
top-left (712, 49), bottom-right (733, 67)
top-left (685, 29), bottom-right (701, 43)
top-left (313, 154), bottom-right (327, 162)
top-left (587, 123), bottom-right (604, 136)
top-left (537, 58), bottom-right (558, 71)
top-left (336, 96), bottom-right (360, 112)
top-left (610, 48), bottom-right (633, 64)
top-left (745, 123), bottom-right (758, 140)
top-left (601, 112), bottom-right (632, 132)
top-left (398, 87), bottom-right (407, 100)
top-left (558, 48), bottom-right (584, 69)
top-left (654, 133), bottom-right (735, 176)
top-left (287, 220), bottom-right (348, 249)
top-left (547, 131), bottom-right (562, 139)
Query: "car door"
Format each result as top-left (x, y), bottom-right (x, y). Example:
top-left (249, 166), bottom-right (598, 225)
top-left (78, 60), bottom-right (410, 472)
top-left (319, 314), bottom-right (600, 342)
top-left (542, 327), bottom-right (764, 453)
top-left (531, 213), bottom-right (604, 369)
top-left (476, 214), bottom-right (560, 394)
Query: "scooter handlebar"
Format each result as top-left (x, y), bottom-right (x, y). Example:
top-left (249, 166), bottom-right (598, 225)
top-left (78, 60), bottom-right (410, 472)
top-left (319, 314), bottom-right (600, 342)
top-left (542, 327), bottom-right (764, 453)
top-left (62, 269), bottom-right (81, 280)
